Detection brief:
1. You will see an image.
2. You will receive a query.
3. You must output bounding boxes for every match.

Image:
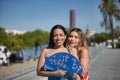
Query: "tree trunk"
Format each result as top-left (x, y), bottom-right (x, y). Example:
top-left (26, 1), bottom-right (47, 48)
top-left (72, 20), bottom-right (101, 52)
top-left (109, 15), bottom-right (114, 43)
top-left (20, 50), bottom-right (24, 59)
top-left (35, 45), bottom-right (38, 57)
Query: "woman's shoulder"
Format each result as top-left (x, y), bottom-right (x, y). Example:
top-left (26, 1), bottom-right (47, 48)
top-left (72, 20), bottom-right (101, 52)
top-left (81, 47), bottom-right (88, 51)
top-left (80, 47), bottom-right (91, 59)
top-left (41, 48), bottom-right (48, 52)
top-left (40, 48), bottom-right (50, 55)
top-left (79, 47), bottom-right (89, 55)
top-left (41, 48), bottom-right (55, 56)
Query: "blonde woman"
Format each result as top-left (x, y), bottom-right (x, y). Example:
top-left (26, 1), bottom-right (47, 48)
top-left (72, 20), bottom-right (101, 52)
top-left (67, 28), bottom-right (90, 80)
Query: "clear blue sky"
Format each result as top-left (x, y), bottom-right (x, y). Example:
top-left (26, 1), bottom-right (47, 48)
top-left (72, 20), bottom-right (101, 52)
top-left (0, 0), bottom-right (119, 33)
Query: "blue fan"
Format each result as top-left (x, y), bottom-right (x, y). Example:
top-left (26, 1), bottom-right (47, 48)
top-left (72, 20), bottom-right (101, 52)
top-left (41, 52), bottom-right (83, 73)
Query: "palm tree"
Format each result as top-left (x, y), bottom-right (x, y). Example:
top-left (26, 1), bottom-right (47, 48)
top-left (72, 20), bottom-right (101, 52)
top-left (101, 15), bottom-right (111, 33)
top-left (113, 25), bottom-right (120, 38)
top-left (99, 0), bottom-right (120, 42)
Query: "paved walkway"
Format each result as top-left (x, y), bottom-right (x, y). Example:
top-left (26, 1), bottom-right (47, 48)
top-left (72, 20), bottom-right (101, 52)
top-left (89, 49), bottom-right (120, 80)
top-left (12, 71), bottom-right (48, 80)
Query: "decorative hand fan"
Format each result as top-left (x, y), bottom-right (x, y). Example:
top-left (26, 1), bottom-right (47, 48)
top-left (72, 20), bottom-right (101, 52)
top-left (41, 52), bottom-right (83, 73)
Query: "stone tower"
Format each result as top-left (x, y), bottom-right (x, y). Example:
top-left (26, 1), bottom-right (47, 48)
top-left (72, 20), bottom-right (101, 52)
top-left (70, 9), bottom-right (76, 29)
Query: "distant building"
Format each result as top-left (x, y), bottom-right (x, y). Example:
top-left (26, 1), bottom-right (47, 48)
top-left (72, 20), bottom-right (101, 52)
top-left (85, 26), bottom-right (89, 36)
top-left (85, 30), bottom-right (95, 46)
top-left (86, 30), bottom-right (95, 38)
top-left (107, 39), bottom-right (118, 43)
top-left (5, 30), bottom-right (26, 35)
top-left (70, 9), bottom-right (76, 29)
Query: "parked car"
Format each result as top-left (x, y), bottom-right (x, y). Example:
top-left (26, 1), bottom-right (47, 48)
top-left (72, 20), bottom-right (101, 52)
top-left (9, 51), bottom-right (24, 63)
top-left (106, 43), bottom-right (112, 49)
top-left (0, 46), bottom-right (11, 65)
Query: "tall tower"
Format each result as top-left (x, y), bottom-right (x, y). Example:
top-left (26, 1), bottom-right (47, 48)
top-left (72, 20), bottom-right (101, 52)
top-left (70, 9), bottom-right (76, 29)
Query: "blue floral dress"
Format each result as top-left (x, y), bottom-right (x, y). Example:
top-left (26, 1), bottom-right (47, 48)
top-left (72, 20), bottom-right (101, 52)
top-left (48, 76), bottom-right (75, 80)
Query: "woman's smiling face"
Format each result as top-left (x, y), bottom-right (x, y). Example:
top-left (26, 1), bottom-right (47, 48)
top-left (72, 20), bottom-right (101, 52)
top-left (53, 28), bottom-right (66, 48)
top-left (68, 31), bottom-right (80, 47)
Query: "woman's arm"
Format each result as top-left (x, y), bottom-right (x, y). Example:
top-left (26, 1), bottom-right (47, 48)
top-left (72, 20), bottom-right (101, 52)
top-left (79, 48), bottom-right (90, 78)
top-left (73, 73), bottom-right (81, 80)
top-left (37, 48), bottom-right (48, 76)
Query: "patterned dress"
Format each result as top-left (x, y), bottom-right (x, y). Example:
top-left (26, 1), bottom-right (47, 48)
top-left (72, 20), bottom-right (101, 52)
top-left (48, 76), bottom-right (75, 80)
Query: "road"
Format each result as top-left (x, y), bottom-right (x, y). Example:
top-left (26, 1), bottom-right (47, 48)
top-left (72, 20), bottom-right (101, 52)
top-left (89, 49), bottom-right (120, 80)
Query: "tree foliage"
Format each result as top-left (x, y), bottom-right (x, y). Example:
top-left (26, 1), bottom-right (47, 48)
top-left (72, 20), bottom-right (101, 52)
top-left (0, 27), bottom-right (49, 57)
top-left (99, 0), bottom-right (120, 42)
top-left (0, 27), bottom-right (12, 49)
top-left (113, 25), bottom-right (120, 38)
top-left (94, 32), bottom-right (110, 43)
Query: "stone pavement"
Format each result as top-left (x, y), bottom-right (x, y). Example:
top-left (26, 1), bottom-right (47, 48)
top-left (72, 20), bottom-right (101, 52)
top-left (0, 66), bottom-right (48, 80)
top-left (12, 71), bottom-right (48, 80)
top-left (89, 49), bottom-right (120, 80)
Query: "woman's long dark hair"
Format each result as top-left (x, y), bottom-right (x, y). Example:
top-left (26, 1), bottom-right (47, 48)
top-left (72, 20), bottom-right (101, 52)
top-left (47, 24), bottom-right (68, 48)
